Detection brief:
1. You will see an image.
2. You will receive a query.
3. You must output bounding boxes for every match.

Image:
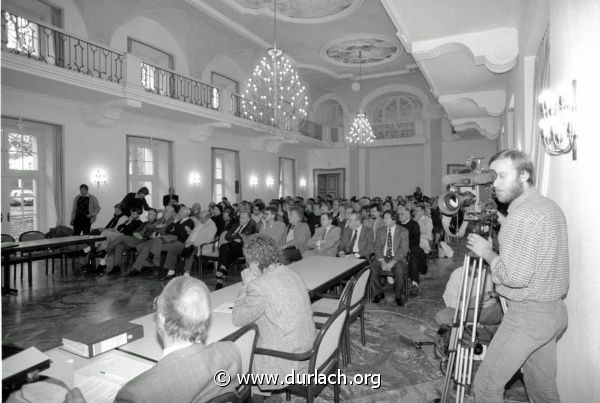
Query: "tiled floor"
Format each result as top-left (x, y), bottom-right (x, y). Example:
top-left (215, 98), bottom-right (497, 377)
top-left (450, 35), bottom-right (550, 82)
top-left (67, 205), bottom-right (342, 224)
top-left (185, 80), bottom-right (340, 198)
top-left (1, 245), bottom-right (527, 402)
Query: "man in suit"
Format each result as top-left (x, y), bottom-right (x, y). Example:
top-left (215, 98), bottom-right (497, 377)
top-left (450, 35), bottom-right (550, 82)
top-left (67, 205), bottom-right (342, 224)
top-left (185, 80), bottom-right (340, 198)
top-left (363, 203), bottom-right (384, 240)
top-left (370, 210), bottom-right (409, 306)
top-left (181, 211), bottom-right (217, 276)
top-left (281, 206), bottom-right (311, 264)
top-left (305, 213), bottom-right (342, 257)
top-left (259, 206), bottom-right (287, 247)
top-left (338, 211), bottom-right (374, 259)
top-left (162, 187), bottom-right (179, 210)
top-left (64, 277), bottom-right (242, 403)
top-left (215, 210), bottom-right (257, 289)
top-left (398, 205), bottom-right (423, 296)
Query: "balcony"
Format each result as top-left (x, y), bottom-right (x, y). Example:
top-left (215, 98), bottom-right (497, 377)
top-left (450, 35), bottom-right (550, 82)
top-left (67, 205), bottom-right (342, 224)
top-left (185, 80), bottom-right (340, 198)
top-left (1, 10), bottom-right (323, 143)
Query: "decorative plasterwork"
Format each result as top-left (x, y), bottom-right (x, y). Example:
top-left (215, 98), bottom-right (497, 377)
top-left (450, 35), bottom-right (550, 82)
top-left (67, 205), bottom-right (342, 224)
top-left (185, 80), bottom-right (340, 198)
top-left (225, 0), bottom-right (364, 24)
top-left (188, 122), bottom-right (232, 142)
top-left (411, 28), bottom-right (518, 74)
top-left (452, 117), bottom-right (501, 140)
top-left (359, 84), bottom-right (431, 114)
top-left (439, 90), bottom-right (506, 119)
top-left (321, 35), bottom-right (402, 67)
top-left (88, 99), bottom-right (142, 126)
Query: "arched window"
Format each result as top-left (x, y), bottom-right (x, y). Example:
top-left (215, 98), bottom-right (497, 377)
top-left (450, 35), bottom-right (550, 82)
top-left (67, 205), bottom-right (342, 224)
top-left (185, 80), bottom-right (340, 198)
top-left (324, 102), bottom-right (344, 143)
top-left (369, 94), bottom-right (422, 139)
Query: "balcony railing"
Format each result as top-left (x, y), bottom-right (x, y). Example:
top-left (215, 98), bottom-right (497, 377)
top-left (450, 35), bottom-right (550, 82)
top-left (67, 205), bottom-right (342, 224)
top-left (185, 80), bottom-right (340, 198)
top-left (1, 10), bottom-right (124, 83)
top-left (141, 62), bottom-right (218, 109)
top-left (299, 119), bottom-right (323, 140)
top-left (372, 122), bottom-right (415, 139)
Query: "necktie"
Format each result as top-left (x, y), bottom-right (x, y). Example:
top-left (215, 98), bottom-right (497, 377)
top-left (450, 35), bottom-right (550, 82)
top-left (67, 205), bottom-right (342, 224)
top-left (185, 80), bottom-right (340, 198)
top-left (349, 230), bottom-right (358, 253)
top-left (385, 228), bottom-right (393, 260)
top-left (322, 227), bottom-right (328, 240)
top-left (234, 224), bottom-right (244, 235)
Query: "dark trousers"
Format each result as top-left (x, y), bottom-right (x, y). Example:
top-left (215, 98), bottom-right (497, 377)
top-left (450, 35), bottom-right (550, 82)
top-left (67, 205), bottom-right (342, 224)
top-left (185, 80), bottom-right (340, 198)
top-left (408, 246), bottom-right (427, 283)
top-left (370, 258), bottom-right (406, 299)
top-left (73, 215), bottom-right (91, 235)
top-left (218, 242), bottom-right (244, 271)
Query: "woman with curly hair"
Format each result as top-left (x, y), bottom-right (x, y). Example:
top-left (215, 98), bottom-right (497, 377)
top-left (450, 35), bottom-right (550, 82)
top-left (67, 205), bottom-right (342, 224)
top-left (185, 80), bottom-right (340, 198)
top-left (232, 234), bottom-right (316, 395)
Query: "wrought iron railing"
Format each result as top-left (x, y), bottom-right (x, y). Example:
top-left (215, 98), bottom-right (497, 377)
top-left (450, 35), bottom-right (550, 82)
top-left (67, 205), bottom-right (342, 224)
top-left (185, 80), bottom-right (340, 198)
top-left (299, 119), bottom-right (323, 140)
top-left (233, 94), bottom-right (276, 127)
top-left (372, 122), bottom-right (416, 139)
top-left (1, 10), bottom-right (124, 82)
top-left (141, 62), bottom-right (219, 109)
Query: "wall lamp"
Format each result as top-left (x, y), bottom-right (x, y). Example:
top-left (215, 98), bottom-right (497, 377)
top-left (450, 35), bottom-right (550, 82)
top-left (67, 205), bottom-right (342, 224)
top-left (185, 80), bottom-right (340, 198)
top-left (92, 169), bottom-right (107, 188)
top-left (538, 80), bottom-right (577, 160)
top-left (189, 173), bottom-right (201, 187)
top-left (250, 175), bottom-right (258, 188)
top-left (299, 178), bottom-right (307, 188)
top-left (266, 176), bottom-right (274, 188)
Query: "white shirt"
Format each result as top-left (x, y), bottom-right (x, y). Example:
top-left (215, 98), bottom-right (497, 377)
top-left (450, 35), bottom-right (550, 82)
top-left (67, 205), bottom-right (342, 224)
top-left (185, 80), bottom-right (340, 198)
top-left (162, 341), bottom-right (193, 358)
top-left (286, 225), bottom-right (295, 243)
top-left (351, 225), bottom-right (363, 253)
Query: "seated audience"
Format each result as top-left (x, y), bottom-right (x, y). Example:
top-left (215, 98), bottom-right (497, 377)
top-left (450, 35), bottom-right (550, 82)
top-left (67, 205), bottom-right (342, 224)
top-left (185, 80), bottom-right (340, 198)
top-left (120, 187), bottom-right (150, 215)
top-left (338, 211), bottom-right (374, 259)
top-left (370, 210), bottom-right (409, 306)
top-left (63, 277), bottom-right (241, 403)
top-left (364, 203), bottom-right (384, 240)
top-left (215, 211), bottom-right (257, 289)
top-left (70, 184), bottom-right (101, 235)
top-left (304, 203), bottom-right (319, 235)
top-left (232, 235), bottom-right (316, 396)
top-left (414, 204), bottom-right (433, 254)
top-left (162, 187), bottom-right (179, 211)
top-left (305, 212), bottom-right (342, 257)
top-left (181, 211), bottom-right (218, 277)
top-left (190, 202), bottom-right (202, 224)
top-left (221, 206), bottom-right (238, 234)
top-left (105, 208), bottom-right (144, 275)
top-left (126, 206), bottom-right (176, 276)
top-left (211, 204), bottom-right (225, 236)
top-left (435, 266), bottom-right (502, 327)
top-left (258, 206), bottom-right (286, 247)
top-left (281, 206), bottom-right (311, 264)
top-left (398, 205), bottom-right (424, 296)
top-left (159, 207), bottom-right (196, 280)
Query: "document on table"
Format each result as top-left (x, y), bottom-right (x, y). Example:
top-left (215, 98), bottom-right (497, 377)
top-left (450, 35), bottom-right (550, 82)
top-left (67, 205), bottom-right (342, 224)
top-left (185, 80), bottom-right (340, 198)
top-left (74, 352), bottom-right (154, 403)
top-left (213, 302), bottom-right (235, 313)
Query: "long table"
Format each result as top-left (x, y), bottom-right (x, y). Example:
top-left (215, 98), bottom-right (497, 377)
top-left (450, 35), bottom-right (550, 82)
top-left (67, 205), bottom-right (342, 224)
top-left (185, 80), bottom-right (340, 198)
top-left (118, 256), bottom-right (368, 362)
top-left (1, 235), bottom-right (106, 293)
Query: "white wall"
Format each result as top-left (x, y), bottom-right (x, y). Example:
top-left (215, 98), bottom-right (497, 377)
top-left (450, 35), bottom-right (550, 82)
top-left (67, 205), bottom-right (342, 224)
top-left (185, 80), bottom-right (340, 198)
top-left (1, 88), bottom-right (310, 227)
top-left (545, 1), bottom-right (600, 401)
top-left (442, 137), bottom-right (499, 174)
top-left (368, 145), bottom-right (425, 197)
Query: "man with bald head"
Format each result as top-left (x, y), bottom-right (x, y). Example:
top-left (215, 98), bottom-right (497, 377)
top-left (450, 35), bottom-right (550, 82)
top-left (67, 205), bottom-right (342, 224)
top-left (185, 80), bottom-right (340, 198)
top-left (64, 277), bottom-right (242, 403)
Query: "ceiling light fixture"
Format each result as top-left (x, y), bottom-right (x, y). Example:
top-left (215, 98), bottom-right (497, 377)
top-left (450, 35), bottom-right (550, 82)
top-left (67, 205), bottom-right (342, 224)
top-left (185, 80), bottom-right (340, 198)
top-left (242, 0), bottom-right (308, 131)
top-left (346, 51), bottom-right (374, 146)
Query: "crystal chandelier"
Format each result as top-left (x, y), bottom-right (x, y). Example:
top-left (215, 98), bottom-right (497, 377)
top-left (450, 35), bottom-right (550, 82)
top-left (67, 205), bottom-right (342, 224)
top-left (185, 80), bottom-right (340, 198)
top-left (242, 0), bottom-right (308, 131)
top-left (346, 51), bottom-right (374, 146)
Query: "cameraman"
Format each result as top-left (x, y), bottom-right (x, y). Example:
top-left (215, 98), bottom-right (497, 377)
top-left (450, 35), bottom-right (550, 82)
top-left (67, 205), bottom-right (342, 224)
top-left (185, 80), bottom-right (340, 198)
top-left (466, 149), bottom-right (568, 403)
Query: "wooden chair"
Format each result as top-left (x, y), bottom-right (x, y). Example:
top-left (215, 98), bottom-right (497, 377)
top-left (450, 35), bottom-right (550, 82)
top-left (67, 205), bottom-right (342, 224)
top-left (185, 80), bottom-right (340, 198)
top-left (193, 234), bottom-right (219, 278)
top-left (1, 234), bottom-right (15, 243)
top-left (195, 324), bottom-right (259, 403)
top-left (17, 231), bottom-right (53, 282)
top-left (255, 308), bottom-right (349, 403)
top-left (312, 267), bottom-right (373, 365)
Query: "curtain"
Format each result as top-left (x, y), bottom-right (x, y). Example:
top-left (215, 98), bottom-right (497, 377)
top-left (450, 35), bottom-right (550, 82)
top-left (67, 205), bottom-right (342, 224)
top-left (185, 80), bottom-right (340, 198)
top-left (529, 26), bottom-right (551, 193)
top-left (53, 126), bottom-right (64, 225)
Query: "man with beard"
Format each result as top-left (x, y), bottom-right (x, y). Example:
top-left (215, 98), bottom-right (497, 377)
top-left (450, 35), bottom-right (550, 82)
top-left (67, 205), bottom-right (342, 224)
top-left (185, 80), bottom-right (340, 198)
top-left (467, 149), bottom-right (568, 403)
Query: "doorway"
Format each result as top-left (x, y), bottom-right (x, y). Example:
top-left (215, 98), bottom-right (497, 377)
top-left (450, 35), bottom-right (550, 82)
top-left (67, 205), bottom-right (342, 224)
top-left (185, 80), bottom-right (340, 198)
top-left (313, 169), bottom-right (345, 199)
top-left (212, 148), bottom-right (241, 203)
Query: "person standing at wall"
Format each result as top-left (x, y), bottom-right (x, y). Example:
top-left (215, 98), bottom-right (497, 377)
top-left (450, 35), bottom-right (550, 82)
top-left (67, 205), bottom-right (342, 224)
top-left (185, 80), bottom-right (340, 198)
top-left (70, 184), bottom-right (100, 235)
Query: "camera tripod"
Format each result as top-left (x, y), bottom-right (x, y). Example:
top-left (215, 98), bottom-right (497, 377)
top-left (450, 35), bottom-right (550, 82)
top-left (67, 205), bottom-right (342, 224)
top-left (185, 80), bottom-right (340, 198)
top-left (440, 253), bottom-right (491, 403)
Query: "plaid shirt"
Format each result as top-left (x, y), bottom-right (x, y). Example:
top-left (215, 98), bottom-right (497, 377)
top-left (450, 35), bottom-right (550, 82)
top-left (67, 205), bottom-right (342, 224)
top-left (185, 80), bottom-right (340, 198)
top-left (490, 188), bottom-right (569, 302)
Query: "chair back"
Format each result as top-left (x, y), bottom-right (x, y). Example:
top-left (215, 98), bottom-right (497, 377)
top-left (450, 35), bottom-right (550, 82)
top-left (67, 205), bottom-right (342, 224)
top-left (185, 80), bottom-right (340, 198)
top-left (221, 323), bottom-right (258, 378)
top-left (349, 266), bottom-right (371, 310)
top-left (18, 231), bottom-right (45, 242)
top-left (1, 234), bottom-right (16, 243)
top-left (338, 275), bottom-right (356, 310)
top-left (312, 308), bottom-right (348, 373)
top-left (202, 392), bottom-right (240, 403)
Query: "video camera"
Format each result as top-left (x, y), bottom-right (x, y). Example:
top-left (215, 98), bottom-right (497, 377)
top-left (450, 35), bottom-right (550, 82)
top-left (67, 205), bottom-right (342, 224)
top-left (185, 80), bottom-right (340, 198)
top-left (439, 158), bottom-right (498, 237)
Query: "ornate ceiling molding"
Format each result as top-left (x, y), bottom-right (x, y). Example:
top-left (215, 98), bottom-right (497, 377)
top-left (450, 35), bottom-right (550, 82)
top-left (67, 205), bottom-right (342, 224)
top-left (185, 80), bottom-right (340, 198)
top-left (320, 34), bottom-right (402, 67)
top-left (452, 117), bottom-right (501, 140)
top-left (224, 0), bottom-right (364, 24)
top-left (439, 90), bottom-right (506, 119)
top-left (411, 28), bottom-right (518, 74)
top-left (89, 99), bottom-right (142, 126)
top-left (249, 135), bottom-right (298, 154)
top-left (358, 83), bottom-right (431, 113)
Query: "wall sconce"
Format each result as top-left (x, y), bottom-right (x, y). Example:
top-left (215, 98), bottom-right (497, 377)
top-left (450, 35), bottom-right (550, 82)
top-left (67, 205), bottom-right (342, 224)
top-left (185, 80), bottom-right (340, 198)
top-left (92, 169), bottom-right (107, 188)
top-left (266, 177), bottom-right (274, 188)
top-left (189, 173), bottom-right (201, 187)
top-left (250, 175), bottom-right (258, 188)
top-left (299, 178), bottom-right (307, 188)
top-left (538, 80), bottom-right (577, 160)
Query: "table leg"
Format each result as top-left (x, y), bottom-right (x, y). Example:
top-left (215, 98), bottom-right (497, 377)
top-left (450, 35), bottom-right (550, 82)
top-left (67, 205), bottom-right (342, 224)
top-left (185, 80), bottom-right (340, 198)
top-left (2, 253), bottom-right (19, 295)
top-left (90, 241), bottom-right (97, 273)
top-left (28, 253), bottom-right (33, 287)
